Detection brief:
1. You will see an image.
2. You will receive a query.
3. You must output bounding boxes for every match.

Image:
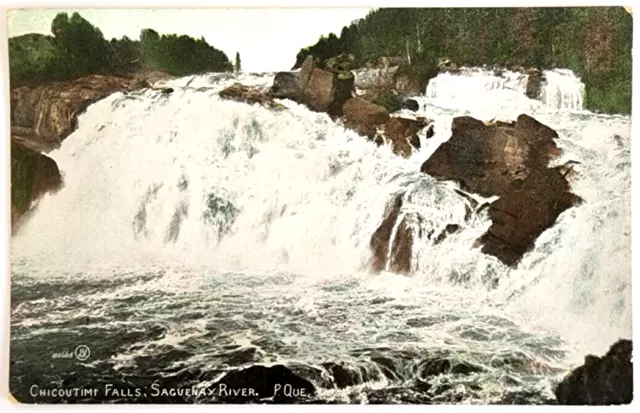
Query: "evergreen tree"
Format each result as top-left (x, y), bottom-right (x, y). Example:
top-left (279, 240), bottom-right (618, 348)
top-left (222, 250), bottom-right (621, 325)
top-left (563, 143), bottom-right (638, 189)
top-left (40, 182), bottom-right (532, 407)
top-left (234, 52), bottom-right (242, 72)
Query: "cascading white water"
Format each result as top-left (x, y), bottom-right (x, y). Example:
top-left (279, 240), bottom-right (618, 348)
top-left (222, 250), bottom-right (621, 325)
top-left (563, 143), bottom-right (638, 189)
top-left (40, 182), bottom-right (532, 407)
top-left (11, 68), bottom-right (630, 403)
top-left (540, 69), bottom-right (585, 110)
top-left (425, 67), bottom-right (586, 112)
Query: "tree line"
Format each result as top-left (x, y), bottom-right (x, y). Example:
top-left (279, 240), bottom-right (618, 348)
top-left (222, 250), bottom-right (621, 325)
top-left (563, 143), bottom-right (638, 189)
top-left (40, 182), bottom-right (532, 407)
top-left (295, 7), bottom-right (632, 114)
top-left (9, 12), bottom-right (234, 87)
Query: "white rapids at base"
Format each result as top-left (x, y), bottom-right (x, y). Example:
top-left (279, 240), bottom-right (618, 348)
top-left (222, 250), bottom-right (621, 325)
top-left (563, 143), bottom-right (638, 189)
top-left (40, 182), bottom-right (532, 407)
top-left (11, 67), bottom-right (630, 403)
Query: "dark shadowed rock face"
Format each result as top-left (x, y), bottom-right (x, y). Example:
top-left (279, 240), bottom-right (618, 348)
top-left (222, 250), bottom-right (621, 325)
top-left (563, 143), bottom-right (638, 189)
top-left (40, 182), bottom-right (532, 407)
top-left (556, 339), bottom-right (633, 405)
top-left (421, 114), bottom-right (579, 266)
top-left (270, 71), bottom-right (301, 100)
top-left (369, 193), bottom-right (404, 272)
top-left (11, 142), bottom-right (63, 228)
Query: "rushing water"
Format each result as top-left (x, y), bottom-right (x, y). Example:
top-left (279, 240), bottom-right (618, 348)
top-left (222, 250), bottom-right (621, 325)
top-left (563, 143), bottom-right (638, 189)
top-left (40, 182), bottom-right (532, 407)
top-left (10, 68), bottom-right (631, 404)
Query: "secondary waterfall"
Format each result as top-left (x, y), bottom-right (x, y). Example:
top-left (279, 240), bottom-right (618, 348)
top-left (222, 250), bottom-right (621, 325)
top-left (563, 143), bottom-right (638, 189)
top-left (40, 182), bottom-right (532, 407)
top-left (425, 67), bottom-right (585, 111)
top-left (11, 68), bottom-right (630, 403)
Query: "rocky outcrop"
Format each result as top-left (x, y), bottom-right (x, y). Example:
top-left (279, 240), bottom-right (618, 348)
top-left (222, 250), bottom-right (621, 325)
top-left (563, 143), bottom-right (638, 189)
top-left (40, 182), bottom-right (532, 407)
top-left (10, 74), bottom-right (147, 152)
top-left (342, 97), bottom-right (390, 138)
top-left (421, 114), bottom-right (580, 266)
top-left (270, 55), bottom-right (355, 116)
top-left (384, 116), bottom-right (429, 157)
top-left (370, 193), bottom-right (404, 272)
top-left (342, 98), bottom-right (428, 157)
top-left (10, 72), bottom-right (164, 230)
top-left (219, 83), bottom-right (285, 110)
top-left (556, 339), bottom-right (632, 405)
top-left (11, 142), bottom-right (63, 228)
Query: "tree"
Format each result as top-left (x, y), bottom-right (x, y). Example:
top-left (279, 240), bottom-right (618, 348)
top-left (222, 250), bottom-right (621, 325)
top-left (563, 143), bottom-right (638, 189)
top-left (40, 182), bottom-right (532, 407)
top-left (234, 52), bottom-right (242, 72)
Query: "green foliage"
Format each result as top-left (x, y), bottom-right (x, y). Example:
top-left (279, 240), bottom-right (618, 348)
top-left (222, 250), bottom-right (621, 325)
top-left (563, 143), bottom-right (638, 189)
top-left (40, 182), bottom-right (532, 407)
top-left (368, 90), bottom-right (402, 113)
top-left (139, 31), bottom-right (232, 76)
top-left (9, 12), bottom-right (232, 87)
top-left (234, 52), bottom-right (242, 72)
top-left (295, 7), bottom-right (632, 114)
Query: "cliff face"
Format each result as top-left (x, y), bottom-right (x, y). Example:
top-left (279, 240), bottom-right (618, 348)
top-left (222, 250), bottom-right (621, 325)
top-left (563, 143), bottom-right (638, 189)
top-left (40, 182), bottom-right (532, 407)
top-left (10, 73), bottom-right (161, 228)
top-left (10, 74), bottom-right (141, 152)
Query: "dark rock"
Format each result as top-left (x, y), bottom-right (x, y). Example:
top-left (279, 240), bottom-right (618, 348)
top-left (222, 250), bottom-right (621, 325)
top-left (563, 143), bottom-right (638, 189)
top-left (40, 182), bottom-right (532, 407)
top-left (525, 68), bottom-right (544, 100)
top-left (270, 72), bottom-right (301, 99)
top-left (369, 192), bottom-right (404, 272)
top-left (213, 364), bottom-right (316, 403)
top-left (271, 55), bottom-right (354, 116)
top-left (556, 339), bottom-right (632, 405)
top-left (343, 97), bottom-right (389, 138)
top-left (389, 214), bottom-right (414, 274)
top-left (321, 362), bottom-right (376, 389)
top-left (434, 224), bottom-right (461, 245)
top-left (159, 87), bottom-right (173, 95)
top-left (402, 98), bottom-right (420, 111)
top-left (11, 141), bottom-right (63, 229)
top-left (384, 116), bottom-right (429, 157)
top-left (420, 114), bottom-right (579, 266)
top-left (219, 83), bottom-right (284, 110)
top-left (426, 124), bottom-right (435, 139)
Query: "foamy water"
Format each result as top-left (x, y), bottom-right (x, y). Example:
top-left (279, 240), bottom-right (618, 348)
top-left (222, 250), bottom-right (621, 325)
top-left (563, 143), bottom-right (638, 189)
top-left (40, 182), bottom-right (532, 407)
top-left (10, 68), bottom-right (630, 404)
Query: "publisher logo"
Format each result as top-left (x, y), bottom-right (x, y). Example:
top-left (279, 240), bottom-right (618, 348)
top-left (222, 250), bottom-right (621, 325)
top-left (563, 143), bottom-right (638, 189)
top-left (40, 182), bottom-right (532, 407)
top-left (74, 345), bottom-right (90, 361)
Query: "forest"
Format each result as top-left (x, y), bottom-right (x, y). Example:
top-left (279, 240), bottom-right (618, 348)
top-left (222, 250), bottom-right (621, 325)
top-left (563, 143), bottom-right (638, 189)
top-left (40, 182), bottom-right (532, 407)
top-left (294, 7), bottom-right (632, 114)
top-left (9, 12), bottom-right (233, 87)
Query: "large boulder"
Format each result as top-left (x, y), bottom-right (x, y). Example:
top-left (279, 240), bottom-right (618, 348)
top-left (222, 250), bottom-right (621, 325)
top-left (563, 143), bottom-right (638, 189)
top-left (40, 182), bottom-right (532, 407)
top-left (11, 141), bottom-right (62, 228)
top-left (556, 339), bottom-right (632, 405)
top-left (219, 83), bottom-right (284, 110)
top-left (270, 71), bottom-right (302, 100)
top-left (342, 97), bottom-right (390, 138)
top-left (421, 114), bottom-right (580, 266)
top-left (10, 74), bottom-right (143, 152)
top-left (270, 55), bottom-right (355, 116)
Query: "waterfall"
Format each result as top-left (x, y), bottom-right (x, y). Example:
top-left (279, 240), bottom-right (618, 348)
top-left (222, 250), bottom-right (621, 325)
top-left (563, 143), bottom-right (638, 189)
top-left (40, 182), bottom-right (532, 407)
top-left (11, 69), bottom-right (630, 402)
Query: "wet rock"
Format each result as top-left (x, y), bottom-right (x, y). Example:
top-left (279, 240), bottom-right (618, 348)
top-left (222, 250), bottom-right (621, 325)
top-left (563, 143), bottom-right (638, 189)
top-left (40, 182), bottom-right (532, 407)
top-left (555, 339), bottom-right (632, 405)
top-left (343, 97), bottom-right (390, 138)
top-left (159, 87), bottom-right (174, 95)
top-left (525, 68), bottom-right (544, 100)
top-left (384, 116), bottom-right (429, 157)
top-left (321, 362), bottom-right (374, 389)
top-left (420, 114), bottom-right (580, 266)
top-left (11, 142), bottom-right (63, 229)
top-left (213, 364), bottom-right (316, 403)
top-left (433, 224), bottom-right (461, 245)
top-left (389, 214), bottom-right (414, 274)
top-left (219, 83), bottom-right (285, 110)
top-left (369, 192), bottom-right (404, 272)
top-left (426, 124), bottom-right (435, 139)
top-left (270, 71), bottom-right (301, 100)
top-left (402, 98), bottom-right (420, 111)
